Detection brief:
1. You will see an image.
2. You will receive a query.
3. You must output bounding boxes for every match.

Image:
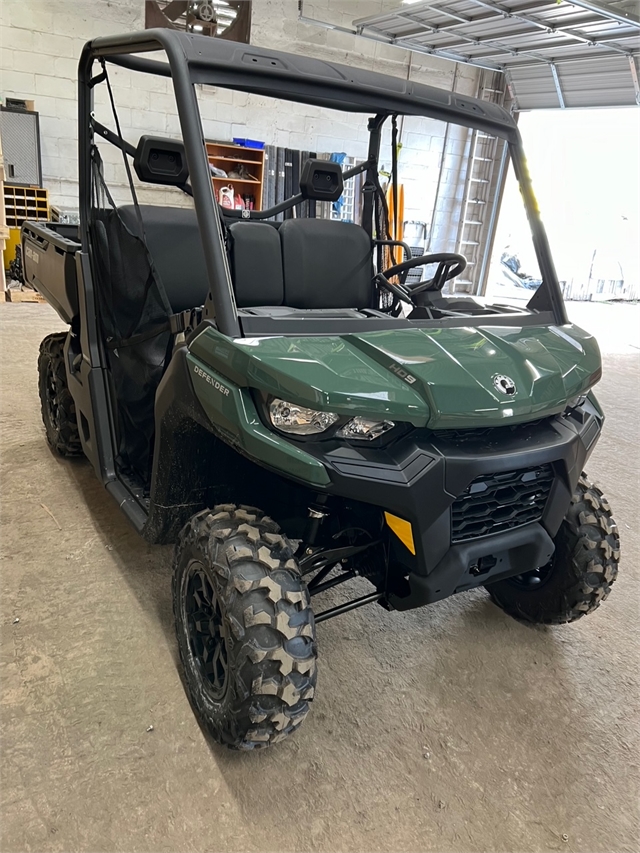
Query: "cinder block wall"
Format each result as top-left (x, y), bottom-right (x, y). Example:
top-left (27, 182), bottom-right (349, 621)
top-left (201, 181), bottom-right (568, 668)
top-left (0, 0), bottom-right (479, 247)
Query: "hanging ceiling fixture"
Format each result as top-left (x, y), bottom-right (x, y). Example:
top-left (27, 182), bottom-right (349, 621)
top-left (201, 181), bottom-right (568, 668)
top-left (145, 0), bottom-right (251, 43)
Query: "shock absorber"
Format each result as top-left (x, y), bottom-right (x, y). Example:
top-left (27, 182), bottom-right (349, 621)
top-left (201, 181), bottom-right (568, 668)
top-left (303, 495), bottom-right (330, 549)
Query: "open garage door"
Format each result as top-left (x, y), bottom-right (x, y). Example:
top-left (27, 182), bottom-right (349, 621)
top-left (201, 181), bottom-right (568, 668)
top-left (353, 0), bottom-right (640, 109)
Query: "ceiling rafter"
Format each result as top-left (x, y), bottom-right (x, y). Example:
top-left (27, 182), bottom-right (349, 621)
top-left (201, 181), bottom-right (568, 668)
top-left (352, 0), bottom-right (640, 107)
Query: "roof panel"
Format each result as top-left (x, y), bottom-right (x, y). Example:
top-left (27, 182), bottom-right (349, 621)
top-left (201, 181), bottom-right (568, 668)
top-left (92, 29), bottom-right (519, 133)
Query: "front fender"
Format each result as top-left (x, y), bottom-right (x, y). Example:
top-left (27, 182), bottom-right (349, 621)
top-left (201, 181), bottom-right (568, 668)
top-left (187, 353), bottom-right (330, 487)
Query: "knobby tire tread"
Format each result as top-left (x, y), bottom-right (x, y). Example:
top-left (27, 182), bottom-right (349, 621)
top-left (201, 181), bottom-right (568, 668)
top-left (173, 505), bottom-right (317, 750)
top-left (38, 333), bottom-right (83, 457)
top-left (487, 474), bottom-right (619, 624)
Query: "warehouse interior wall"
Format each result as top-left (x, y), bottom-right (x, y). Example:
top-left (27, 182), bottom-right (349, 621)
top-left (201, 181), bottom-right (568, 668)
top-left (0, 0), bottom-right (480, 248)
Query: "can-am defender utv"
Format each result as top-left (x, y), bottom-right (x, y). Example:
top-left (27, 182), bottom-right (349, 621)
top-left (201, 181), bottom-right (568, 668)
top-left (23, 29), bottom-right (620, 749)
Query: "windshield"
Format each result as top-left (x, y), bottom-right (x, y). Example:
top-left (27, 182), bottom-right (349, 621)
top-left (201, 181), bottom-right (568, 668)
top-left (193, 83), bottom-right (556, 332)
top-left (485, 158), bottom-right (543, 307)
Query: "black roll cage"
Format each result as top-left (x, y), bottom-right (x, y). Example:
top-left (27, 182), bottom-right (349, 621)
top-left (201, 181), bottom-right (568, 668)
top-left (78, 28), bottom-right (568, 339)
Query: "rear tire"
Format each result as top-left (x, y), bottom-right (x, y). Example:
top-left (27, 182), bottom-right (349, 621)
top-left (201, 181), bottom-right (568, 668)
top-left (486, 474), bottom-right (619, 624)
top-left (38, 333), bottom-right (83, 457)
top-left (173, 505), bottom-right (317, 749)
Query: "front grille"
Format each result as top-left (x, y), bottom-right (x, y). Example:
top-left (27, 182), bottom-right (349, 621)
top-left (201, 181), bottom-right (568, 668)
top-left (451, 465), bottom-right (554, 543)
top-left (432, 418), bottom-right (550, 445)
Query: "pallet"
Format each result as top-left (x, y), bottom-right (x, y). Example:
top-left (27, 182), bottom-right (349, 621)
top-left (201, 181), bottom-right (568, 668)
top-left (4, 288), bottom-right (46, 303)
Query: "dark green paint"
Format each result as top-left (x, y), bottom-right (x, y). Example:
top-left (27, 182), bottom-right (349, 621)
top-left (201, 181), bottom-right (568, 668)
top-left (189, 322), bottom-right (601, 430)
top-left (189, 329), bottom-right (429, 425)
top-left (186, 353), bottom-right (330, 486)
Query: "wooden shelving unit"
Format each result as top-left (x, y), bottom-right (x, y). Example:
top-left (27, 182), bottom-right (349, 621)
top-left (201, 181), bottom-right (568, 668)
top-left (206, 141), bottom-right (264, 211)
top-left (3, 185), bottom-right (49, 228)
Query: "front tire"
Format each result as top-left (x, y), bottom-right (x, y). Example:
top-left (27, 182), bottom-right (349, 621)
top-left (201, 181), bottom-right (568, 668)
top-left (38, 333), bottom-right (82, 457)
top-left (486, 474), bottom-right (620, 624)
top-left (173, 505), bottom-right (317, 749)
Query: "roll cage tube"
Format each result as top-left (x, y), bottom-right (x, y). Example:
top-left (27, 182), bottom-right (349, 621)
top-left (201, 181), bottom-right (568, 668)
top-left (78, 28), bottom-right (568, 335)
top-left (510, 140), bottom-right (568, 324)
top-left (78, 30), bottom-right (240, 338)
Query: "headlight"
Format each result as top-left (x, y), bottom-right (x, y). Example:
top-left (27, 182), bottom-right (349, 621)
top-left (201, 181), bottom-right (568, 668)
top-left (269, 398), bottom-right (339, 435)
top-left (336, 416), bottom-right (395, 441)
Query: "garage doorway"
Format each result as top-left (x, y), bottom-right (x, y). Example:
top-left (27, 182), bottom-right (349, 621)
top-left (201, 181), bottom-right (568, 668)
top-left (486, 106), bottom-right (639, 306)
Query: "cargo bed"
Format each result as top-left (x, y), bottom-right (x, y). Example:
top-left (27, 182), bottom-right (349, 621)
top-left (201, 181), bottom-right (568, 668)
top-left (21, 221), bottom-right (80, 324)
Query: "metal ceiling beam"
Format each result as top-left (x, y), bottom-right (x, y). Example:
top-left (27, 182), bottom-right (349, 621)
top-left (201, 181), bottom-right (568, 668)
top-left (354, 0), bottom-right (616, 26)
top-left (394, 22), bottom-right (638, 47)
top-left (395, 32), bottom-right (634, 70)
top-left (355, 0), bottom-right (640, 37)
top-left (353, 2), bottom-right (446, 27)
top-left (472, 39), bottom-right (637, 60)
top-left (394, 8), bottom-right (630, 42)
top-left (389, 1), bottom-right (634, 58)
top-left (387, 9), bottom-right (558, 63)
top-left (349, 0), bottom-right (640, 108)
top-left (427, 4), bottom-right (473, 23)
top-left (407, 29), bottom-right (634, 57)
top-left (396, 27), bottom-right (579, 66)
top-left (496, 48), bottom-right (639, 67)
top-left (563, 0), bottom-right (640, 29)
top-left (387, 36), bottom-right (505, 68)
top-left (466, 0), bottom-right (635, 53)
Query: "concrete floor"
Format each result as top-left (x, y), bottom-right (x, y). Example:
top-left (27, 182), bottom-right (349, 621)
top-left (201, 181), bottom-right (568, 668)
top-left (1, 302), bottom-right (638, 853)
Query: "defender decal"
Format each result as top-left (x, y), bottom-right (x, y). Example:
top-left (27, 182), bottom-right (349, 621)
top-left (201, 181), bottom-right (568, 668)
top-left (193, 364), bottom-right (230, 396)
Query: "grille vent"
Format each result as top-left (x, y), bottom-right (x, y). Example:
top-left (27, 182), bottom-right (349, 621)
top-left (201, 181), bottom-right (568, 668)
top-left (451, 465), bottom-right (554, 542)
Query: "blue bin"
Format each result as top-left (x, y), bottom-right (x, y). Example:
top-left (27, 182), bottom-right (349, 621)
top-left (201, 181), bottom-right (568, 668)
top-left (233, 137), bottom-right (265, 150)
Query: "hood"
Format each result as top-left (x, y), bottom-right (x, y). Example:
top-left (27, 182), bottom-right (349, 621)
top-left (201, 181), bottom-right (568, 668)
top-left (190, 323), bottom-right (601, 430)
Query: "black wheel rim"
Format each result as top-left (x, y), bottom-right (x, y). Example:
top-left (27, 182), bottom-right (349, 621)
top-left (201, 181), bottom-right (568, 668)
top-left (45, 362), bottom-right (60, 431)
top-left (506, 560), bottom-right (554, 591)
top-left (183, 561), bottom-right (229, 700)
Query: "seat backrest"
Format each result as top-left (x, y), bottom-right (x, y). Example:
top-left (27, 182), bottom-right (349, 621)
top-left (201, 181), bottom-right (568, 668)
top-left (279, 219), bottom-right (373, 309)
top-left (227, 221), bottom-right (284, 307)
top-left (118, 205), bottom-right (209, 313)
top-left (117, 206), bottom-right (373, 315)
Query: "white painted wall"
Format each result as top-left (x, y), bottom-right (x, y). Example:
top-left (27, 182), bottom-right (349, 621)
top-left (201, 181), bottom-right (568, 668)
top-left (0, 0), bottom-right (479, 247)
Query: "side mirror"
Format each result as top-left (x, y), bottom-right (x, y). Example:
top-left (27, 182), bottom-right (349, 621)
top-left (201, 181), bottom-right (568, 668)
top-left (133, 135), bottom-right (189, 186)
top-left (299, 158), bottom-right (343, 202)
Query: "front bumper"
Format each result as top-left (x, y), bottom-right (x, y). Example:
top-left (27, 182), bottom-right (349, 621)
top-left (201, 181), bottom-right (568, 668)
top-left (306, 396), bottom-right (603, 610)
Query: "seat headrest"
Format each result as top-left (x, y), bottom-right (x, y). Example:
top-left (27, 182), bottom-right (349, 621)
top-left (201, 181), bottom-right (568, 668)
top-left (228, 221), bottom-right (284, 308)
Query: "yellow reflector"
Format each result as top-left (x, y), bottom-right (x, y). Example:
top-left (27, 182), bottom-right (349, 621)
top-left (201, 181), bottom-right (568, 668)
top-left (384, 512), bottom-right (416, 555)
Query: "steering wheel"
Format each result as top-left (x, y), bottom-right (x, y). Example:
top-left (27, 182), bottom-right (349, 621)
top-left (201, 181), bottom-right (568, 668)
top-left (383, 253), bottom-right (467, 295)
top-left (374, 273), bottom-right (414, 306)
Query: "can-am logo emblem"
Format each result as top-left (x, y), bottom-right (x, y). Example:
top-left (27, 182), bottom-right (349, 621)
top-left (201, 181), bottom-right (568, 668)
top-left (493, 374), bottom-right (516, 396)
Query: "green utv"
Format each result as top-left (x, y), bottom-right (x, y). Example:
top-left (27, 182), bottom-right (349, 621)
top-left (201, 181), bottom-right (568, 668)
top-left (23, 30), bottom-right (620, 749)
